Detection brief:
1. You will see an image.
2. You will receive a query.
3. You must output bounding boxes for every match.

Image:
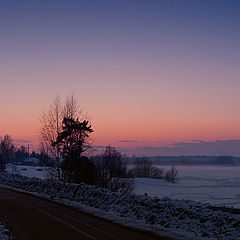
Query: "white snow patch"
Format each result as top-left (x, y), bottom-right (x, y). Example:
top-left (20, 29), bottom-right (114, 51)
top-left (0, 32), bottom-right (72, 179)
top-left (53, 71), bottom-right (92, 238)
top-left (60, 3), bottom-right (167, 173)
top-left (0, 220), bottom-right (13, 240)
top-left (6, 164), bottom-right (47, 179)
top-left (135, 165), bottom-right (240, 208)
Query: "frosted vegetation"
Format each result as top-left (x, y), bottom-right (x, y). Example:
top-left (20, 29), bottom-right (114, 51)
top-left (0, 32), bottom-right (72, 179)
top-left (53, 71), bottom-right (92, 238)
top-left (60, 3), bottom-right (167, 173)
top-left (7, 163), bottom-right (240, 208)
top-left (1, 172), bottom-right (240, 240)
top-left (0, 220), bottom-right (13, 240)
top-left (128, 157), bottom-right (178, 183)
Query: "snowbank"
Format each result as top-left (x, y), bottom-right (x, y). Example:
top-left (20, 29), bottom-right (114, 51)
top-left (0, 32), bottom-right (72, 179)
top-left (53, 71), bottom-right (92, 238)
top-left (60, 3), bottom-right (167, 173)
top-left (1, 173), bottom-right (240, 240)
top-left (7, 164), bottom-right (240, 208)
top-left (0, 220), bottom-right (13, 240)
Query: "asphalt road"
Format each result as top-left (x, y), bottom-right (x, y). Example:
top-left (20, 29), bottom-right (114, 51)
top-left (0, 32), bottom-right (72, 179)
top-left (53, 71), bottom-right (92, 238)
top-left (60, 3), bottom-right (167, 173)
top-left (0, 188), bottom-right (174, 240)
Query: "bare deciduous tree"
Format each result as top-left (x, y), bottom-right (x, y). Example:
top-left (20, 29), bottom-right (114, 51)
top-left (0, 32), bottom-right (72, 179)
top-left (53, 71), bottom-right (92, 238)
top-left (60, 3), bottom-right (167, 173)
top-left (165, 165), bottom-right (178, 183)
top-left (63, 94), bottom-right (82, 120)
top-left (39, 95), bottom-right (62, 180)
top-left (94, 146), bottom-right (134, 194)
top-left (131, 157), bottom-right (153, 178)
top-left (128, 157), bottom-right (165, 179)
top-left (150, 166), bottom-right (165, 179)
top-left (39, 94), bottom-right (85, 180)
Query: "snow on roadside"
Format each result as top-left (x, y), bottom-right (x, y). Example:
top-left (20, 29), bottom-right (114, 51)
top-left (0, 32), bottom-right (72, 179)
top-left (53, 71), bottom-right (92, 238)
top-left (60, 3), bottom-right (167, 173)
top-left (7, 164), bottom-right (240, 208)
top-left (0, 220), bottom-right (13, 240)
top-left (1, 173), bottom-right (240, 240)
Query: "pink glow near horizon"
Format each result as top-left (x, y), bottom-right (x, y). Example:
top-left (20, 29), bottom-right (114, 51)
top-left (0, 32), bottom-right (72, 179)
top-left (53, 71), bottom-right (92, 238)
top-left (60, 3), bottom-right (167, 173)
top-left (1, 1), bottom-right (240, 155)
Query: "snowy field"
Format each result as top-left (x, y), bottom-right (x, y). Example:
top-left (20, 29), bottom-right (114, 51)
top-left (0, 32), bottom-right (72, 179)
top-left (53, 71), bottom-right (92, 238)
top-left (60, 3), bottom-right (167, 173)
top-left (135, 165), bottom-right (240, 208)
top-left (6, 164), bottom-right (240, 208)
top-left (6, 164), bottom-right (48, 179)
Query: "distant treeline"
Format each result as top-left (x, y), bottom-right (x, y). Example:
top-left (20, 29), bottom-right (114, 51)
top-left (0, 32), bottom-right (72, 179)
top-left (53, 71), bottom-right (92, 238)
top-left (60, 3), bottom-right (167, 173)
top-left (127, 155), bottom-right (240, 166)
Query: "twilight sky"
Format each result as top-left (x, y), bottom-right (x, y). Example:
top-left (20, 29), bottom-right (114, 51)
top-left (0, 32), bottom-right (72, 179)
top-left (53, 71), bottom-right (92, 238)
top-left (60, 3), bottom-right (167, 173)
top-left (1, 0), bottom-right (240, 156)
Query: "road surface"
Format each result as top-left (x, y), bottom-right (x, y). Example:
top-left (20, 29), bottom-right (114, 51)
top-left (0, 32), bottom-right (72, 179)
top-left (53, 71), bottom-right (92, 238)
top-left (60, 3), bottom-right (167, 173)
top-left (0, 188), bottom-right (174, 240)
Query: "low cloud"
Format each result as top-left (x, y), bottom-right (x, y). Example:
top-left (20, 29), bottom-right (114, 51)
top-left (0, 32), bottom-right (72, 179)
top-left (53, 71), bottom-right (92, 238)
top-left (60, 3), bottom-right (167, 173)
top-left (118, 140), bottom-right (138, 143)
top-left (190, 139), bottom-right (206, 143)
top-left (133, 139), bottom-right (240, 156)
top-left (15, 139), bottom-right (31, 144)
top-left (92, 145), bottom-right (122, 152)
top-left (92, 145), bottom-right (107, 149)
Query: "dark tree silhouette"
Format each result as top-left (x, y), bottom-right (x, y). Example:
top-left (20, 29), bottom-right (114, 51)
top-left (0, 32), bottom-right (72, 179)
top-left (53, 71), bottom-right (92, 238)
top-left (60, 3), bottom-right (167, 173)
top-left (0, 135), bottom-right (15, 171)
top-left (39, 94), bottom-right (85, 180)
top-left (128, 157), bottom-right (165, 179)
top-left (15, 145), bottom-right (28, 163)
top-left (131, 157), bottom-right (153, 178)
top-left (0, 154), bottom-right (4, 172)
top-left (52, 117), bottom-right (94, 184)
top-left (61, 155), bottom-right (96, 184)
top-left (95, 146), bottom-right (133, 194)
top-left (165, 165), bottom-right (178, 183)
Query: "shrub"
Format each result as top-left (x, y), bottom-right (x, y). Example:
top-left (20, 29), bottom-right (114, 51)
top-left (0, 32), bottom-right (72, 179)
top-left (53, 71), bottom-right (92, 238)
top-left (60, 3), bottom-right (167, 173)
top-left (128, 157), bottom-right (164, 179)
top-left (165, 165), bottom-right (178, 183)
top-left (129, 158), bottom-right (178, 183)
top-left (150, 167), bottom-right (165, 179)
top-left (94, 146), bottom-right (134, 194)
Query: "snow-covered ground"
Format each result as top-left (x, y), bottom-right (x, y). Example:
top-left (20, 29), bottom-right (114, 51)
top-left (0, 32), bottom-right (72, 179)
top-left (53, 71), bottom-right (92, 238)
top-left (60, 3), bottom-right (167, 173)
top-left (135, 165), bottom-right (240, 208)
top-left (7, 164), bottom-right (240, 208)
top-left (1, 172), bottom-right (240, 240)
top-left (6, 164), bottom-right (48, 179)
top-left (0, 220), bottom-right (13, 240)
